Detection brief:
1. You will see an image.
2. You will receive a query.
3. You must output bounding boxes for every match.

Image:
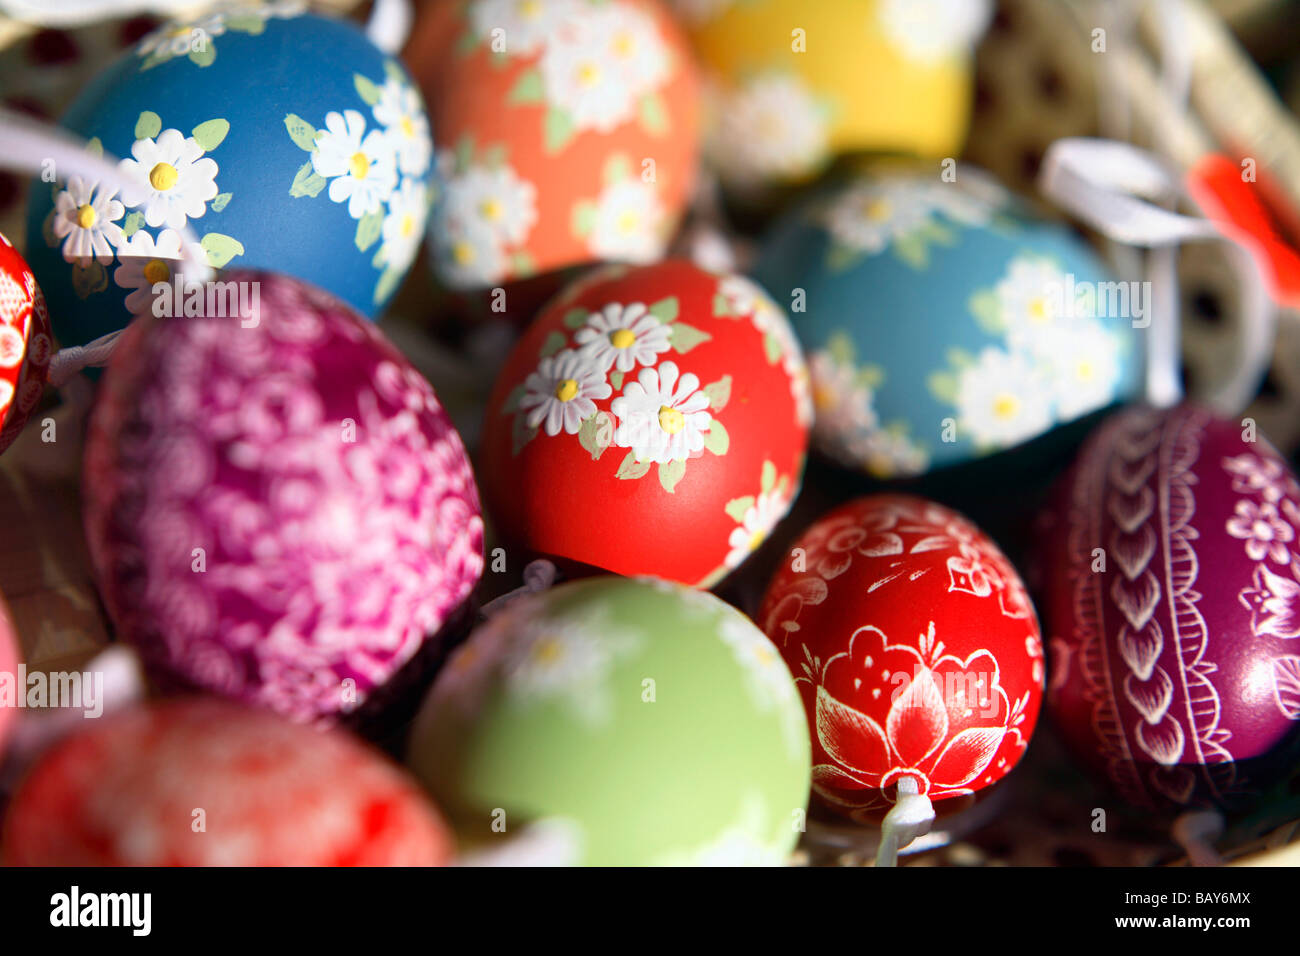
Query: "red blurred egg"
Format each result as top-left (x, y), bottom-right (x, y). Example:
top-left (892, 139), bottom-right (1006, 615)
top-left (0, 589), bottom-right (19, 758)
top-left (1042, 404), bottom-right (1300, 809)
top-left (479, 259), bottom-right (811, 586)
top-left (2, 699), bottom-right (453, 866)
top-left (0, 233), bottom-right (53, 456)
top-left (759, 493), bottom-right (1044, 821)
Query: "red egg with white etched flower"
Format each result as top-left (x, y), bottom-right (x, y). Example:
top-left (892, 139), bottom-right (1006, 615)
top-left (0, 233), bottom-right (53, 455)
top-left (758, 493), bottom-right (1044, 821)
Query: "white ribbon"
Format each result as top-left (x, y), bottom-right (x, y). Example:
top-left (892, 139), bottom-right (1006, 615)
top-left (365, 0), bottom-right (412, 54)
top-left (1038, 136), bottom-right (1274, 415)
top-left (873, 776), bottom-right (935, 868)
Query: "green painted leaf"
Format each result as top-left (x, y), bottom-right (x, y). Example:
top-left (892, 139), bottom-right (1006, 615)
top-left (578, 413), bottom-right (611, 460)
top-left (562, 308), bottom-right (590, 329)
top-left (355, 73), bottom-right (382, 106)
top-left (927, 370), bottom-right (959, 404)
top-left (122, 212), bottom-right (145, 239)
top-left (226, 13), bottom-right (265, 33)
top-left (384, 60), bottom-right (406, 85)
top-left (71, 261), bottom-right (106, 299)
top-left (969, 288), bottom-right (1003, 333)
top-left (712, 292), bottom-right (733, 317)
top-left (602, 153), bottom-right (631, 185)
top-left (828, 331), bottom-right (855, 366)
top-left (511, 250), bottom-right (537, 278)
top-left (893, 233), bottom-right (929, 269)
top-left (502, 384), bottom-right (527, 414)
top-left (760, 460), bottom-right (776, 494)
top-left (658, 458), bottom-right (686, 493)
top-left (191, 119), bottom-right (229, 152)
top-left (284, 114), bottom-right (318, 152)
top-left (703, 374), bottom-right (732, 411)
top-left (669, 322), bottom-right (711, 354)
top-left (703, 420), bottom-right (730, 456)
top-left (639, 92), bottom-right (669, 136)
top-left (725, 496), bottom-right (755, 523)
top-left (946, 347), bottom-right (976, 370)
top-left (648, 296), bottom-right (679, 322)
top-left (615, 451), bottom-right (652, 480)
top-left (539, 330), bottom-right (567, 358)
top-left (571, 200), bottom-right (596, 238)
top-left (544, 108), bottom-right (575, 153)
top-left (481, 143), bottom-right (507, 169)
top-left (764, 332), bottom-right (782, 364)
top-left (858, 363), bottom-right (885, 390)
top-left (134, 111), bottom-right (161, 141)
top-left (826, 242), bottom-right (859, 273)
top-left (373, 265), bottom-right (403, 305)
top-left (188, 44), bottom-right (216, 68)
top-left (211, 192), bottom-right (233, 212)
top-left (85, 138), bottom-right (103, 159)
top-left (200, 232), bottom-right (244, 269)
top-left (355, 210), bottom-right (383, 252)
top-left (507, 68), bottom-right (544, 104)
top-left (609, 370), bottom-right (624, 390)
top-left (289, 161), bottom-right (327, 198)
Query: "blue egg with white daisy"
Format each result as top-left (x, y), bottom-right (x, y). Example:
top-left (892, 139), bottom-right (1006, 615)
top-left (752, 165), bottom-right (1143, 479)
top-left (24, 1), bottom-right (434, 353)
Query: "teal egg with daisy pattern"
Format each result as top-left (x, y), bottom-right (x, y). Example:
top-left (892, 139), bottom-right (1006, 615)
top-left (24, 2), bottom-right (434, 353)
top-left (753, 166), bottom-right (1143, 478)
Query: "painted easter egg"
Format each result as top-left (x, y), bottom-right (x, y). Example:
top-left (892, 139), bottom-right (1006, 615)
top-left (753, 166), bottom-right (1141, 478)
top-left (3, 699), bottom-right (453, 865)
top-left (479, 259), bottom-right (811, 587)
top-left (408, 576), bottom-right (810, 865)
top-left (758, 493), bottom-right (1044, 821)
top-left (0, 588), bottom-right (19, 758)
top-left (1042, 404), bottom-right (1300, 810)
top-left (405, 0), bottom-right (699, 290)
top-left (0, 233), bottom-right (53, 455)
top-left (25, 2), bottom-right (434, 353)
top-left (674, 0), bottom-right (991, 192)
top-left (82, 271), bottom-right (485, 724)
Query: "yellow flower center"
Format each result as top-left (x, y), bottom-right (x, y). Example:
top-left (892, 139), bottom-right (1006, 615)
top-left (613, 33), bottom-right (636, 58)
top-left (452, 240), bottom-right (476, 265)
top-left (578, 61), bottom-right (601, 87)
top-left (813, 384), bottom-right (836, 411)
top-left (400, 214), bottom-right (415, 238)
top-left (609, 328), bottom-right (637, 349)
top-left (616, 209), bottom-right (640, 235)
top-left (75, 204), bottom-right (98, 229)
top-left (748, 527), bottom-right (767, 551)
top-left (148, 162), bottom-right (179, 191)
top-left (479, 197), bottom-right (504, 221)
top-left (532, 636), bottom-right (563, 664)
top-left (865, 198), bottom-right (892, 221)
top-left (992, 393), bottom-right (1020, 420)
top-left (1028, 297), bottom-right (1051, 323)
top-left (658, 405), bottom-right (685, 434)
top-left (142, 258), bottom-right (171, 285)
top-left (349, 151), bottom-right (370, 180)
top-left (554, 378), bottom-right (580, 402)
top-left (1076, 359), bottom-right (1095, 382)
top-left (519, 0), bottom-right (542, 18)
top-left (400, 117), bottom-right (415, 138)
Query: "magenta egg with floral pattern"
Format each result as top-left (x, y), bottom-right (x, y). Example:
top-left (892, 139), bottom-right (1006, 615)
top-left (82, 271), bottom-right (485, 724)
top-left (1042, 404), bottom-right (1300, 810)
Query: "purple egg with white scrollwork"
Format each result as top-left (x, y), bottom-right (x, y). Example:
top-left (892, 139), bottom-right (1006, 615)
top-left (1041, 404), bottom-right (1300, 810)
top-left (83, 270), bottom-right (485, 724)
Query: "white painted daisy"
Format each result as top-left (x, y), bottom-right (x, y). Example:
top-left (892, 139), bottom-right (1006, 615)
top-left (595, 2), bottom-right (670, 95)
top-left (996, 257), bottom-right (1074, 350)
top-left (956, 347), bottom-right (1054, 450)
top-left (443, 160), bottom-right (538, 246)
top-left (809, 350), bottom-right (878, 445)
top-left (855, 427), bottom-right (930, 479)
top-left (823, 178), bottom-right (940, 255)
top-left (372, 78), bottom-right (432, 178)
top-left (717, 274), bottom-right (781, 333)
top-left (470, 0), bottom-right (580, 57)
top-left (726, 487), bottom-right (788, 569)
top-left (707, 73), bottom-right (829, 187)
top-left (878, 0), bottom-right (992, 65)
top-left (118, 128), bottom-right (219, 230)
top-left (311, 109), bottom-right (398, 219)
top-left (540, 18), bottom-right (637, 133)
top-left (435, 217), bottom-right (508, 288)
top-left (574, 301), bottom-right (671, 373)
top-left (51, 176), bottom-right (125, 265)
top-left (1040, 321), bottom-right (1123, 420)
top-left (377, 179), bottom-right (428, 274)
top-left (519, 348), bottom-right (612, 436)
top-left (113, 228), bottom-right (212, 317)
top-left (611, 360), bottom-right (712, 463)
top-left (587, 179), bottom-right (664, 263)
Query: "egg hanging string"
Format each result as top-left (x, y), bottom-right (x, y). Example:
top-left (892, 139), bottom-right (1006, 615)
top-left (873, 776), bottom-right (935, 868)
top-left (0, 106), bottom-right (210, 383)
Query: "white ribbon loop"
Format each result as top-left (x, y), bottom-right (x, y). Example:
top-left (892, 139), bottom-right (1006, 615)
top-left (1038, 136), bottom-right (1275, 416)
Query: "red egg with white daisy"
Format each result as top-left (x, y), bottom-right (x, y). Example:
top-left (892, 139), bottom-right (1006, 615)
top-left (479, 259), bottom-right (811, 586)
